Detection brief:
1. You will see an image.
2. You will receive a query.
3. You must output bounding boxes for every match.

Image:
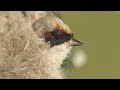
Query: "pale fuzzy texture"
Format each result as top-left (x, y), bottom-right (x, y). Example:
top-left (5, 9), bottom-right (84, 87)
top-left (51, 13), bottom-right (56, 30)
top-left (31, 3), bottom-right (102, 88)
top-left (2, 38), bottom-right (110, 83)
top-left (22, 11), bottom-right (47, 24)
top-left (41, 44), bottom-right (71, 79)
top-left (0, 11), bottom-right (71, 79)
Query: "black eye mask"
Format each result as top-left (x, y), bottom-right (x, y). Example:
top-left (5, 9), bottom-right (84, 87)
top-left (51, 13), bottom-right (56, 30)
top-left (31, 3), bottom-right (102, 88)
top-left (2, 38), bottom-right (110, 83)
top-left (44, 29), bottom-right (73, 47)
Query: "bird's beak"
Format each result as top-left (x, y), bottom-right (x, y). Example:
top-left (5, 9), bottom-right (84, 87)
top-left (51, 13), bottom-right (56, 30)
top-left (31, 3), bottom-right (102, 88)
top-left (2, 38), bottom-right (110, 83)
top-left (68, 38), bottom-right (83, 46)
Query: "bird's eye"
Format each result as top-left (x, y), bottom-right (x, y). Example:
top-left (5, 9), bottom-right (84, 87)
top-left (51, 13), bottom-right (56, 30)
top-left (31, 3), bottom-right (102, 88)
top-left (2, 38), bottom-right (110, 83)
top-left (54, 34), bottom-right (61, 40)
top-left (52, 30), bottom-right (62, 41)
top-left (55, 31), bottom-right (62, 40)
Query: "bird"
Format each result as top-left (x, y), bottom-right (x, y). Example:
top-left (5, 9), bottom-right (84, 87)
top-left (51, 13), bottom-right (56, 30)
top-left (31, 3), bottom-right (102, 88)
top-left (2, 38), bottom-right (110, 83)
top-left (0, 11), bottom-right (83, 79)
top-left (32, 16), bottom-right (83, 78)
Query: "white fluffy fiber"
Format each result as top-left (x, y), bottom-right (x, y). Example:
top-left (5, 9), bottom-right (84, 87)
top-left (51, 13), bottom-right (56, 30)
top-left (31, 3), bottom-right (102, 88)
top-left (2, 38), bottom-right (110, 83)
top-left (0, 11), bottom-right (71, 79)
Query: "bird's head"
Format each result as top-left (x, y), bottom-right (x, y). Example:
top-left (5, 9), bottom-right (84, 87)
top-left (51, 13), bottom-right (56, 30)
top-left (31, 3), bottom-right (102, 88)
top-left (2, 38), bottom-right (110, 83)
top-left (32, 16), bottom-right (83, 47)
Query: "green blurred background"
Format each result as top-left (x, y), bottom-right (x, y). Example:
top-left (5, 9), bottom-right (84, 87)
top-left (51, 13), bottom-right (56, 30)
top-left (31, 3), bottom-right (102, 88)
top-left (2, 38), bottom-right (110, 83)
top-left (58, 11), bottom-right (120, 79)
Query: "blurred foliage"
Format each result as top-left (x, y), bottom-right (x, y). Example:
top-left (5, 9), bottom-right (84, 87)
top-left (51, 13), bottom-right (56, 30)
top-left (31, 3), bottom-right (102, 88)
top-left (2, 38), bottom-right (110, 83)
top-left (59, 11), bottom-right (120, 79)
